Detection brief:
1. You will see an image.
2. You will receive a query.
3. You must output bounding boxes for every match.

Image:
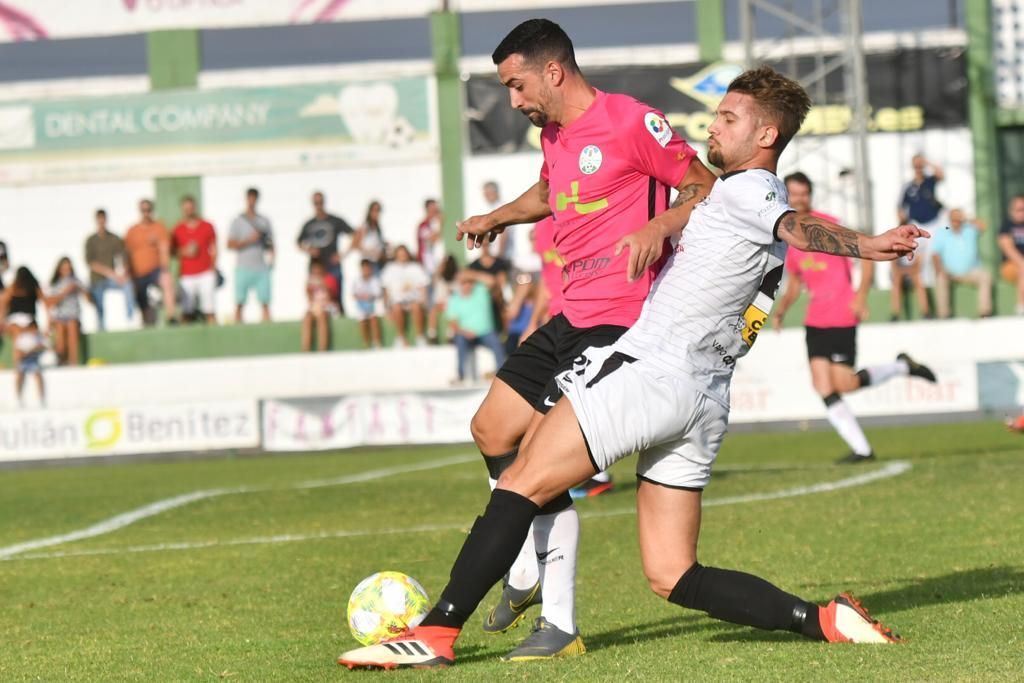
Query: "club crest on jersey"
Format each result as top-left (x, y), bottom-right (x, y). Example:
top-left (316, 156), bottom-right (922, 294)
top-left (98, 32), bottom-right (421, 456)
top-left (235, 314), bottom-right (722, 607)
top-left (578, 145), bottom-right (602, 175)
top-left (644, 112), bottom-right (673, 147)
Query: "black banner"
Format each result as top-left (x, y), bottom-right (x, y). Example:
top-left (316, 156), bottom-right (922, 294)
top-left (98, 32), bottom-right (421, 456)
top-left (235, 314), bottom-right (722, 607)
top-left (466, 47), bottom-right (966, 154)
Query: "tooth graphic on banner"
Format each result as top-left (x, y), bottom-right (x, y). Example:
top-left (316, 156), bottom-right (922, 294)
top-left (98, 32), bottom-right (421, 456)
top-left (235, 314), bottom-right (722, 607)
top-left (337, 82), bottom-right (400, 145)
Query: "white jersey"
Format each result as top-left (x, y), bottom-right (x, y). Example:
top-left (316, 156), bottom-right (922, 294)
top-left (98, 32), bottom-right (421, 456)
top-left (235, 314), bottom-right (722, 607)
top-left (614, 168), bottom-right (792, 408)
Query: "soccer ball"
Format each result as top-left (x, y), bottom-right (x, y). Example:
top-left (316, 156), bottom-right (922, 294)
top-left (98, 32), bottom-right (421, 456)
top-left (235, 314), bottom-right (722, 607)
top-left (347, 571), bottom-right (430, 646)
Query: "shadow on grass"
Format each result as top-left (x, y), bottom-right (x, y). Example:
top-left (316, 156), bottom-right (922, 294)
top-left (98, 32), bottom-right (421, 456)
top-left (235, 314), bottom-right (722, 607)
top-left (705, 565), bottom-right (1024, 643)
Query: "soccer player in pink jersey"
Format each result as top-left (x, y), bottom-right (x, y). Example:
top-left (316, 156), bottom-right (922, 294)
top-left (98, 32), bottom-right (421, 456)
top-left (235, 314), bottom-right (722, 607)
top-left (772, 172), bottom-right (937, 464)
top-left (411, 19), bottom-right (715, 660)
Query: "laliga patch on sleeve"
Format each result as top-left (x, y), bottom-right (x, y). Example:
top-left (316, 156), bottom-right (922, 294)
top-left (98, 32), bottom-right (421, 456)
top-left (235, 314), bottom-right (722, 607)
top-left (644, 112), bottom-right (673, 147)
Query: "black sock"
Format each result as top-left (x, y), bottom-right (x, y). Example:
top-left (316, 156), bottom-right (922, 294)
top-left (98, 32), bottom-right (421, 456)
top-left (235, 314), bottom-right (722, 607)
top-left (855, 369), bottom-right (871, 388)
top-left (482, 448), bottom-right (518, 481)
top-left (420, 489), bottom-right (540, 629)
top-left (668, 563), bottom-right (825, 640)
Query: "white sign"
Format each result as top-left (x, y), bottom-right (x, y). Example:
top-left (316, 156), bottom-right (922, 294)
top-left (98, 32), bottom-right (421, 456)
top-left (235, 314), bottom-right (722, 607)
top-left (262, 390), bottom-right (487, 451)
top-left (0, 1), bottom-right (439, 43)
top-left (0, 400), bottom-right (259, 461)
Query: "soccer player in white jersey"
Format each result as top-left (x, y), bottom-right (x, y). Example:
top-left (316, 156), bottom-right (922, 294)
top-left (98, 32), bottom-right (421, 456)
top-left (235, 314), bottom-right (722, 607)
top-left (338, 66), bottom-right (923, 670)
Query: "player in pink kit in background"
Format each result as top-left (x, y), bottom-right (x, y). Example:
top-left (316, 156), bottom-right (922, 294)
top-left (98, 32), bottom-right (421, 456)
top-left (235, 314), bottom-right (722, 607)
top-left (408, 18), bottom-right (714, 661)
top-left (772, 172), bottom-right (937, 464)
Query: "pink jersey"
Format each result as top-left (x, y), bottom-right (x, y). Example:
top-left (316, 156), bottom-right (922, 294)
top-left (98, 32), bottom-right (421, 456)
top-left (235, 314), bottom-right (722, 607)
top-left (540, 89), bottom-right (696, 328)
top-left (533, 217), bottom-right (564, 317)
top-left (784, 211), bottom-right (858, 328)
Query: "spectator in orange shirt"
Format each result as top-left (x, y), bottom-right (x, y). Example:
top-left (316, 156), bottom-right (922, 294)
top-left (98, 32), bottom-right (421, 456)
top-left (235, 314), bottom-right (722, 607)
top-left (124, 199), bottom-right (174, 326)
top-left (172, 195), bottom-right (219, 324)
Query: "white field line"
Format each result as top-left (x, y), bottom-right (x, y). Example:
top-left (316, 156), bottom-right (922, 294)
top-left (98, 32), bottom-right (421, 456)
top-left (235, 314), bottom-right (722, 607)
top-left (4, 460), bottom-right (912, 562)
top-left (0, 454), bottom-right (477, 560)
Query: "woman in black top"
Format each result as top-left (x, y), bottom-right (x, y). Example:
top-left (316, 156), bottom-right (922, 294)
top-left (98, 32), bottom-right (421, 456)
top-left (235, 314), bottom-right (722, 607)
top-left (0, 266), bottom-right (46, 361)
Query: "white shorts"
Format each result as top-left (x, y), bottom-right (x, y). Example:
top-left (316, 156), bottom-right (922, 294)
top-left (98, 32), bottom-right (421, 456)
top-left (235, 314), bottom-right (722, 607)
top-left (180, 270), bottom-right (217, 315)
top-left (556, 346), bottom-right (729, 490)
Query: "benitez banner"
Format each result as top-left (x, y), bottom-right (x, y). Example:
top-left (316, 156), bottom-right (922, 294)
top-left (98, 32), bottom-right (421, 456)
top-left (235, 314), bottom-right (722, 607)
top-left (467, 48), bottom-right (967, 154)
top-left (0, 76), bottom-right (435, 183)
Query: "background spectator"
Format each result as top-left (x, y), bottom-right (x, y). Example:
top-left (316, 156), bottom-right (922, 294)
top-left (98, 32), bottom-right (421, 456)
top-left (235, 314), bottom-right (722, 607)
top-left (85, 208), bottom-right (132, 331)
top-left (350, 200), bottom-right (387, 272)
top-left (416, 199), bottom-right (444, 279)
top-left (892, 153), bottom-right (944, 320)
top-left (932, 208), bottom-right (992, 319)
top-left (446, 270), bottom-right (506, 384)
top-left (47, 256), bottom-right (85, 366)
top-left (228, 187), bottom-right (274, 323)
top-left (0, 239), bottom-right (8, 289)
top-left (125, 199), bottom-right (173, 327)
top-left (428, 255), bottom-right (458, 343)
top-left (298, 191), bottom-right (352, 314)
top-left (14, 320), bottom-right (46, 408)
top-left (524, 217), bottom-right (564, 341)
top-left (0, 266), bottom-right (45, 352)
top-left (467, 248), bottom-right (510, 339)
top-left (381, 245), bottom-right (428, 347)
top-left (172, 196), bottom-right (218, 324)
top-left (998, 195), bottom-right (1024, 314)
top-left (302, 261), bottom-right (338, 352)
top-left (352, 258), bottom-right (383, 348)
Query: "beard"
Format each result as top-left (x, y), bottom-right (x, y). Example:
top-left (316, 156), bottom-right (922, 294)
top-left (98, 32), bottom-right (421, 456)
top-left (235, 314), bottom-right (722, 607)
top-left (707, 145), bottom-right (725, 169)
top-left (523, 109), bottom-right (548, 127)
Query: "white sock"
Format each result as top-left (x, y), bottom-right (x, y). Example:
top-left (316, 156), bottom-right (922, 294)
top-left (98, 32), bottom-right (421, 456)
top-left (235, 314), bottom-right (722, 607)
top-left (590, 470), bottom-right (611, 484)
top-left (864, 359), bottom-right (909, 386)
top-left (533, 505), bottom-right (579, 634)
top-left (489, 476), bottom-right (540, 591)
top-left (825, 397), bottom-right (872, 456)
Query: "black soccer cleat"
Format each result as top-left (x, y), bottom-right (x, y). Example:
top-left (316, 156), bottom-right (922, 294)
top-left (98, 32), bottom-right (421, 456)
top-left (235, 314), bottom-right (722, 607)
top-left (836, 452), bottom-right (876, 465)
top-left (897, 353), bottom-right (936, 383)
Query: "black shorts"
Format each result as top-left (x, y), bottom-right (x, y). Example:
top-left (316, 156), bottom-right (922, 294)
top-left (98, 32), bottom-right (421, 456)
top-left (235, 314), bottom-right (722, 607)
top-left (497, 313), bottom-right (628, 414)
top-left (805, 326), bottom-right (857, 367)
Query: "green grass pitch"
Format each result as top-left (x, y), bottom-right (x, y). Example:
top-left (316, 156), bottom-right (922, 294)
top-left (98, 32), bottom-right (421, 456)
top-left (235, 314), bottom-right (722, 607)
top-left (1, 421), bottom-right (1022, 681)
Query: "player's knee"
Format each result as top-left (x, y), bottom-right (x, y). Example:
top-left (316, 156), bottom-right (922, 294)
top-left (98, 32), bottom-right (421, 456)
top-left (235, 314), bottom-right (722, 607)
top-left (471, 409), bottom-right (515, 454)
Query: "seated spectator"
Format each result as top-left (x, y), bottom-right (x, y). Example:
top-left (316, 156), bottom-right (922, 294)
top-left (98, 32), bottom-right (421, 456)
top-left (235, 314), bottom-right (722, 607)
top-left (125, 199), bottom-right (174, 327)
top-left (302, 261), bottom-right (338, 352)
top-left (381, 245), bottom-right (429, 347)
top-left (468, 249), bottom-right (510, 337)
top-left (890, 253), bottom-right (931, 321)
top-left (14, 320), bottom-right (46, 408)
top-left (85, 208), bottom-right (133, 331)
top-left (998, 195), bottom-right (1024, 314)
top-left (932, 208), bottom-right (992, 319)
top-left (47, 256), bottom-right (86, 366)
top-left (446, 270), bottom-right (506, 384)
top-left (428, 255), bottom-right (458, 343)
top-left (352, 259), bottom-right (383, 349)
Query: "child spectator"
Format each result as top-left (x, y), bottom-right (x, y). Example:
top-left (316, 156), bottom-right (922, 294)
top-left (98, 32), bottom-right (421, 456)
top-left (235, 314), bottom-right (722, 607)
top-left (352, 259), bottom-right (383, 348)
top-left (381, 245), bottom-right (429, 347)
top-left (446, 270), bottom-right (506, 384)
top-left (15, 320), bottom-right (46, 408)
top-left (302, 261), bottom-right (338, 352)
top-left (47, 256), bottom-right (85, 366)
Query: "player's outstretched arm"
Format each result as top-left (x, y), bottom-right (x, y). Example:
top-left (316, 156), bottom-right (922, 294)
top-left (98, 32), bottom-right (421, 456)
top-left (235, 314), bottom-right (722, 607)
top-left (616, 159), bottom-right (716, 281)
top-left (457, 180), bottom-right (552, 250)
top-left (776, 212), bottom-right (929, 262)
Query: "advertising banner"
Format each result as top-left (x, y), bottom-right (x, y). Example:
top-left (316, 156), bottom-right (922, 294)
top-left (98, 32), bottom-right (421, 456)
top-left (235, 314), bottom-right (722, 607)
top-left (0, 399), bottom-right (259, 461)
top-left (0, 0), bottom-right (438, 43)
top-left (467, 48), bottom-right (967, 154)
top-left (0, 76), bottom-right (434, 183)
top-left (262, 390), bottom-right (487, 452)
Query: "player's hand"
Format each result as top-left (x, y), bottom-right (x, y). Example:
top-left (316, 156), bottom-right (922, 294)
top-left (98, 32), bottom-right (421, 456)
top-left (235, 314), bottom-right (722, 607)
top-left (851, 295), bottom-right (869, 322)
top-left (770, 311), bottom-right (784, 332)
top-left (865, 224), bottom-right (929, 261)
top-left (615, 223), bottom-right (665, 282)
top-left (456, 214), bottom-right (503, 250)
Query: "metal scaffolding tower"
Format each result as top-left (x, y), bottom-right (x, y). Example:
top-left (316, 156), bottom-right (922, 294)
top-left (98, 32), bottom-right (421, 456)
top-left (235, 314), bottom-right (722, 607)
top-left (738, 0), bottom-right (873, 233)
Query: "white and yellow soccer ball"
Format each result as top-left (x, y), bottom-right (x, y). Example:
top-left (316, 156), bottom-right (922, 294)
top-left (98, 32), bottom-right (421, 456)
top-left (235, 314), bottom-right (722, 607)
top-left (346, 571), bottom-right (431, 646)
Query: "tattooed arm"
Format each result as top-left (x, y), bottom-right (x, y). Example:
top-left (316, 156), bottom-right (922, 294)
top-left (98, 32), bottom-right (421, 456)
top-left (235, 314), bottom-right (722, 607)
top-left (616, 158), bottom-right (716, 281)
top-left (776, 212), bottom-right (929, 262)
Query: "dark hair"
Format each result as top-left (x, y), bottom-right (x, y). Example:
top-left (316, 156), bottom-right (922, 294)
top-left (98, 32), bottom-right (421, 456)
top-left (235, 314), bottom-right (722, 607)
top-left (180, 194), bottom-right (195, 205)
top-left (246, 187), bottom-right (259, 199)
top-left (50, 256), bottom-right (75, 286)
top-left (440, 255), bottom-right (459, 282)
top-left (13, 266), bottom-right (39, 294)
top-left (492, 18), bottom-right (578, 73)
top-left (784, 172), bottom-right (813, 194)
top-left (424, 198), bottom-right (437, 210)
top-left (727, 66), bottom-right (811, 150)
top-left (360, 258), bottom-right (374, 269)
top-left (95, 208), bottom-right (107, 218)
top-left (365, 200), bottom-right (382, 231)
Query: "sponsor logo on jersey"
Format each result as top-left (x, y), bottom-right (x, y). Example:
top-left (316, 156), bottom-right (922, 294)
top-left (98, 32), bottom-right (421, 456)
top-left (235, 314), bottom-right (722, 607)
top-left (644, 111), bottom-right (673, 147)
top-left (741, 302), bottom-right (768, 347)
top-left (556, 180), bottom-right (609, 215)
top-left (578, 144), bottom-right (602, 174)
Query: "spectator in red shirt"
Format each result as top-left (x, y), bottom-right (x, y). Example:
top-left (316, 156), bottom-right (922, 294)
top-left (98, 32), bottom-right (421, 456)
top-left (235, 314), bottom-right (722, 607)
top-left (302, 261), bottom-right (338, 352)
top-left (172, 196), bottom-right (218, 324)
